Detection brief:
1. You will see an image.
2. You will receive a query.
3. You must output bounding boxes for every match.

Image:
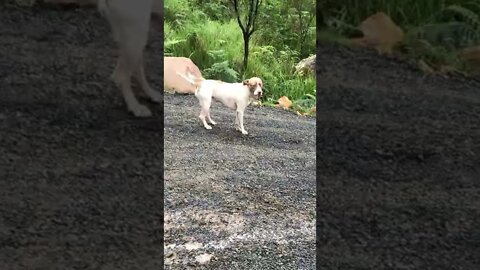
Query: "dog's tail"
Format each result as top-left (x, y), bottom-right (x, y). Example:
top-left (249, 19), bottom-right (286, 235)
top-left (176, 71), bottom-right (196, 85)
top-left (176, 68), bottom-right (204, 95)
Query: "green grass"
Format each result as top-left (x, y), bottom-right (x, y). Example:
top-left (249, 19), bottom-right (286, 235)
top-left (164, 0), bottom-right (316, 115)
top-left (165, 19), bottom-right (243, 70)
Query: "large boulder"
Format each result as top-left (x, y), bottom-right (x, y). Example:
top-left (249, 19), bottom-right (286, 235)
top-left (164, 57), bottom-right (204, 94)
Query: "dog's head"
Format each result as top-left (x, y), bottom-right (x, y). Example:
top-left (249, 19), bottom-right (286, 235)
top-left (243, 77), bottom-right (263, 99)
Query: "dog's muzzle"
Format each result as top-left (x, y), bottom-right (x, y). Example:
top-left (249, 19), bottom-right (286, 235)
top-left (253, 89), bottom-right (263, 99)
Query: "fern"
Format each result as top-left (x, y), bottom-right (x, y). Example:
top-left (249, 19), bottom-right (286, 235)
top-left (164, 39), bottom-right (187, 52)
top-left (204, 61), bottom-right (239, 83)
top-left (444, 4), bottom-right (480, 27)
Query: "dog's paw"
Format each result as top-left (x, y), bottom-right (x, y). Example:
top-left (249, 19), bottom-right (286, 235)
top-left (148, 91), bottom-right (163, 103)
top-left (241, 130), bottom-right (248, 135)
top-left (204, 124), bottom-right (213, 130)
top-left (209, 120), bottom-right (217, 125)
top-left (131, 105), bottom-right (152, 117)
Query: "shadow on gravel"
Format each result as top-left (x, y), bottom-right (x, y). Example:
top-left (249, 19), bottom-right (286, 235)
top-left (317, 42), bottom-right (480, 269)
top-left (1, 3), bottom-right (164, 269)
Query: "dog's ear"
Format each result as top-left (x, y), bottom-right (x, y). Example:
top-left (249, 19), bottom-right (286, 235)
top-left (242, 79), bottom-right (249, 85)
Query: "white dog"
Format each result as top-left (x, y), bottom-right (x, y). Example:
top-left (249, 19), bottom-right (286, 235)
top-left (98, 0), bottom-right (162, 117)
top-left (177, 69), bottom-right (263, 135)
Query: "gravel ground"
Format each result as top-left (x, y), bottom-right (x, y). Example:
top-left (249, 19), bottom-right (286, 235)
top-left (164, 94), bottom-right (316, 269)
top-left (317, 43), bottom-right (480, 269)
top-left (1, 3), bottom-right (164, 269)
top-left (0, 2), bottom-right (316, 269)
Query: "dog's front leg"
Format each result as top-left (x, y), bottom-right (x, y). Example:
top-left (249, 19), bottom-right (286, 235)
top-left (112, 56), bottom-right (152, 117)
top-left (135, 56), bottom-right (162, 103)
top-left (236, 110), bottom-right (248, 135)
top-left (199, 109), bottom-right (213, 130)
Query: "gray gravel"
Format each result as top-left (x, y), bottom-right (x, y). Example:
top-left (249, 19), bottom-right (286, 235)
top-left (164, 93), bottom-right (316, 269)
top-left (0, 2), bottom-right (315, 269)
top-left (317, 43), bottom-right (480, 269)
top-left (1, 2), bottom-right (164, 270)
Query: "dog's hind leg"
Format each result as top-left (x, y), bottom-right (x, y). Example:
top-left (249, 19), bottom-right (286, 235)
top-left (112, 52), bottom-right (152, 117)
top-left (135, 56), bottom-right (163, 103)
top-left (207, 111), bottom-right (216, 125)
top-left (106, 1), bottom-right (152, 117)
top-left (199, 108), bottom-right (212, 129)
top-left (198, 98), bottom-right (213, 130)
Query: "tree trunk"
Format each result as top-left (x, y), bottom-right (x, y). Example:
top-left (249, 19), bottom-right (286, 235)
top-left (243, 32), bottom-right (250, 72)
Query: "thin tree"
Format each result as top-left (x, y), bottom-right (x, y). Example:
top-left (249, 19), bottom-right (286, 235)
top-left (229, 0), bottom-right (262, 72)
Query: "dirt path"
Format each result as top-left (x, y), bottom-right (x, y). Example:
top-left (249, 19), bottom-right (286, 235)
top-left (164, 94), bottom-right (316, 269)
top-left (317, 43), bottom-right (480, 269)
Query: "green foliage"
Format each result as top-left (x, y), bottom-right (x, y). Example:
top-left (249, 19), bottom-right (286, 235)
top-left (204, 49), bottom-right (240, 82)
top-left (196, 0), bottom-right (232, 22)
top-left (164, 0), bottom-right (316, 113)
top-left (257, 0), bottom-right (316, 58)
top-left (163, 0), bottom-right (191, 28)
top-left (320, 0), bottom-right (480, 73)
top-left (204, 61), bottom-right (239, 82)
